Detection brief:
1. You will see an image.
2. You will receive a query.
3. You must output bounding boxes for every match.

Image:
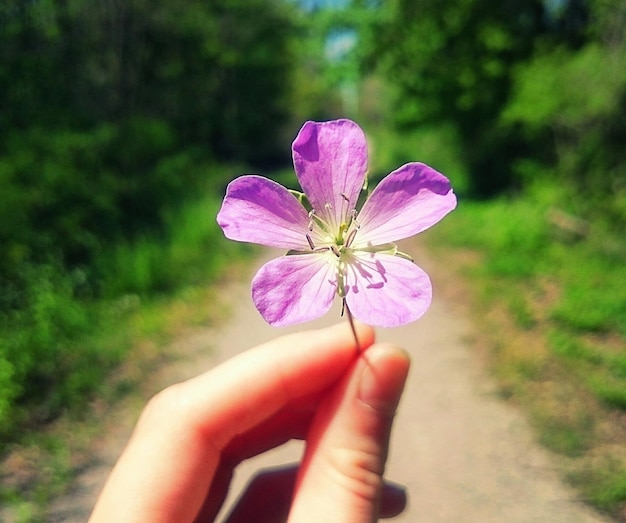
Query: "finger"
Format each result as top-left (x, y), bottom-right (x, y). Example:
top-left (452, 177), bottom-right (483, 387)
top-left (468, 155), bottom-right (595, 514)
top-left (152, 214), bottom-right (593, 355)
top-left (187, 321), bottom-right (374, 448)
top-left (289, 343), bottom-right (410, 523)
top-left (193, 408), bottom-right (313, 523)
top-left (196, 389), bottom-right (336, 522)
top-left (220, 384), bottom-right (338, 464)
top-left (192, 458), bottom-right (234, 523)
top-left (88, 322), bottom-right (374, 523)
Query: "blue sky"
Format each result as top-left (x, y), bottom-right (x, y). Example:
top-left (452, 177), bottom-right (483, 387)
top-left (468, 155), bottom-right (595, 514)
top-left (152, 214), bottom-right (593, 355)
top-left (325, 29), bottom-right (357, 61)
top-left (293, 0), bottom-right (350, 11)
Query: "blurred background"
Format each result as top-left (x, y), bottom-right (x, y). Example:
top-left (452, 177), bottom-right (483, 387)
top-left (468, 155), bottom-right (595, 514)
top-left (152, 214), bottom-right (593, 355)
top-left (0, 0), bottom-right (624, 520)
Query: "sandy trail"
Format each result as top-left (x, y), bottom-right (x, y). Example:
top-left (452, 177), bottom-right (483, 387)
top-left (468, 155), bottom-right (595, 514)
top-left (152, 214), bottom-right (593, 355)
top-left (47, 246), bottom-right (611, 522)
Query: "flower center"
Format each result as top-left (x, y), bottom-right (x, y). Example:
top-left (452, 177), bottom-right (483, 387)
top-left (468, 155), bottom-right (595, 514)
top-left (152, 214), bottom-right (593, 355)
top-left (305, 204), bottom-right (360, 259)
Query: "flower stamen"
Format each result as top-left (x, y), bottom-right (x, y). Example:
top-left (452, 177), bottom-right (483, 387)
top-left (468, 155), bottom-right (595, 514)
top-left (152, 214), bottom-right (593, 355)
top-left (306, 233), bottom-right (315, 250)
top-left (308, 209), bottom-right (332, 235)
top-left (345, 227), bottom-right (358, 249)
top-left (350, 209), bottom-right (361, 229)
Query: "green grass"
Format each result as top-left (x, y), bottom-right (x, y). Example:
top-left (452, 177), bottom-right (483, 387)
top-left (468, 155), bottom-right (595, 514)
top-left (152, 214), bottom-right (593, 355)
top-left (100, 197), bottom-right (243, 297)
top-left (359, 122), bottom-right (626, 517)
top-left (0, 191), bottom-right (253, 521)
top-left (428, 181), bottom-right (626, 518)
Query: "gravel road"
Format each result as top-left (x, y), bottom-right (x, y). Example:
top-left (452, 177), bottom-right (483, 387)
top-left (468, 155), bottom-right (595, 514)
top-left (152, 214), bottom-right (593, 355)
top-left (47, 246), bottom-right (612, 522)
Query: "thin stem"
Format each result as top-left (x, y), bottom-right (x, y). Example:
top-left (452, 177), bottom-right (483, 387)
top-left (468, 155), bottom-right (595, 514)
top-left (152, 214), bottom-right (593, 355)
top-left (343, 299), bottom-right (361, 352)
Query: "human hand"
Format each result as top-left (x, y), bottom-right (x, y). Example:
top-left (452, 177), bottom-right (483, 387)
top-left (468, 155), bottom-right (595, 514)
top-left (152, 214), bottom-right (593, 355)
top-left (88, 322), bottom-right (410, 522)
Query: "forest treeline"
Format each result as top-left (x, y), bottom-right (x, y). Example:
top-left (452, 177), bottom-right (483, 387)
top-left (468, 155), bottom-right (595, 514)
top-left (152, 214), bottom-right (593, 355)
top-left (360, 0), bottom-right (626, 222)
top-left (0, 0), bottom-right (624, 449)
top-left (0, 0), bottom-right (309, 439)
top-left (367, 0), bottom-right (625, 224)
top-left (0, 0), bottom-right (297, 283)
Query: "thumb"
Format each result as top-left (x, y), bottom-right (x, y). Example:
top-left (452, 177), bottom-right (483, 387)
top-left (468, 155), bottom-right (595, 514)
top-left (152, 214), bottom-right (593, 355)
top-left (289, 343), bottom-right (410, 523)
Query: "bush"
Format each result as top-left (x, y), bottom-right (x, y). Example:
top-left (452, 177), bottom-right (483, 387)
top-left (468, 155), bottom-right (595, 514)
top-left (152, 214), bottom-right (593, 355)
top-left (0, 190), bottom-right (248, 440)
top-left (503, 43), bottom-right (626, 227)
top-left (0, 264), bottom-right (107, 436)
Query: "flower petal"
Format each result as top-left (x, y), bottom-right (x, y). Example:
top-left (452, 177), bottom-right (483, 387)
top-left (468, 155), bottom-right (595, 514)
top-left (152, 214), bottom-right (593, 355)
top-left (344, 252), bottom-right (432, 327)
top-left (292, 119), bottom-right (367, 230)
top-left (252, 253), bottom-right (337, 326)
top-left (354, 163), bottom-right (457, 246)
top-left (217, 175), bottom-right (311, 249)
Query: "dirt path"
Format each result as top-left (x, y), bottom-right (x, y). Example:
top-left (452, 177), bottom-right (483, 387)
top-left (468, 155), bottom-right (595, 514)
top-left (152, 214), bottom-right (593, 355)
top-left (48, 246), bottom-right (612, 522)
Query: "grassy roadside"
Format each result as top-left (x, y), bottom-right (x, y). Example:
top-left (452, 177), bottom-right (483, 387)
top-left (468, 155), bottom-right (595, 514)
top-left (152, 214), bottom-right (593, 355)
top-left (0, 193), bottom-right (254, 522)
top-left (366, 121), bottom-right (625, 520)
top-left (427, 183), bottom-right (626, 520)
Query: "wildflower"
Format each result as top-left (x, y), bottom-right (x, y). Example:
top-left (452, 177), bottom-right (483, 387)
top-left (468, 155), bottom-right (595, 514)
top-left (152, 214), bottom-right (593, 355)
top-left (217, 119), bottom-right (456, 328)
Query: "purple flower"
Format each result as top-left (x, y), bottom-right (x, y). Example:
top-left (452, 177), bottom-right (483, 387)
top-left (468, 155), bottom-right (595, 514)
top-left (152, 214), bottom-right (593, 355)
top-left (217, 119), bottom-right (457, 328)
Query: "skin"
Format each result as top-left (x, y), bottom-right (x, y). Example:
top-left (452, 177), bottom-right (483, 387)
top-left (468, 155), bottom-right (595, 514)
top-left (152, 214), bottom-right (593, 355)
top-left (88, 322), bottom-right (410, 523)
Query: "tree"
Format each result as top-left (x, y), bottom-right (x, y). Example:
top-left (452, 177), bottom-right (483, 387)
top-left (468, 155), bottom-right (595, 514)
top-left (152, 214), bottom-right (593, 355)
top-left (503, 0), bottom-right (626, 224)
top-left (372, 0), bottom-right (549, 196)
top-left (0, 0), bottom-right (298, 280)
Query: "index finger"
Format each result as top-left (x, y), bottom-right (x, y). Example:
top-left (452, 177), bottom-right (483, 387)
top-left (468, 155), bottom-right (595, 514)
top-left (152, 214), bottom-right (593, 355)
top-left (89, 321), bottom-right (375, 523)
top-left (182, 320), bottom-right (375, 448)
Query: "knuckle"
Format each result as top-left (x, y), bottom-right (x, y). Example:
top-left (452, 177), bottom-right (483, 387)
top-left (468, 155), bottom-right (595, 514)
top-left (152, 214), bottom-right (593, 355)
top-left (325, 445), bottom-right (384, 500)
top-left (138, 382), bottom-right (189, 430)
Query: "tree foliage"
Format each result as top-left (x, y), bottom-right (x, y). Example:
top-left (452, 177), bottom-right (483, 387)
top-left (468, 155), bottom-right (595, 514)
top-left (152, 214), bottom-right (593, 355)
top-left (372, 0), bottom-right (549, 195)
top-left (504, 1), bottom-right (626, 223)
top-left (0, 0), bottom-right (302, 442)
top-left (371, 0), bottom-right (626, 212)
top-left (0, 0), bottom-right (296, 279)
top-left (0, 0), bottom-right (295, 161)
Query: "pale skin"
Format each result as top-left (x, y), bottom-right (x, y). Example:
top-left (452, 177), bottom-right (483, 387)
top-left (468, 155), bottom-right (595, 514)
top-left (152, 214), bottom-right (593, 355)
top-left (88, 322), bottom-right (410, 523)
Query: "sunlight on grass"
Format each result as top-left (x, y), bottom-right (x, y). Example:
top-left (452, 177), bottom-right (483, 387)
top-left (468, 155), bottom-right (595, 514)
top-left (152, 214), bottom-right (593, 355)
top-left (429, 181), bottom-right (626, 517)
top-left (0, 191), bottom-right (253, 521)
